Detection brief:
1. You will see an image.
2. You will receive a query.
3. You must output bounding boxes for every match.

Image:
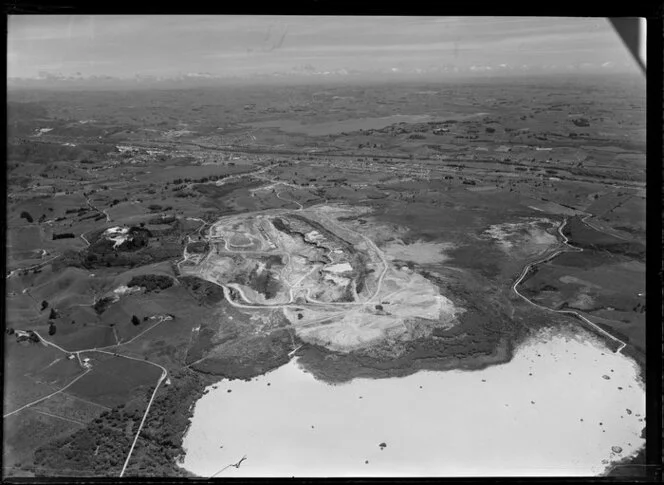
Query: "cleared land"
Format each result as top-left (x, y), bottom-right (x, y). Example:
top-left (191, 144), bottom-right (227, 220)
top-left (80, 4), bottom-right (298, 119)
top-left (180, 205), bottom-right (460, 353)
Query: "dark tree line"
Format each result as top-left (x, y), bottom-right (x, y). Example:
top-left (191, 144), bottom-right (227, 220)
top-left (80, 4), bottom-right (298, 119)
top-left (53, 232), bottom-right (76, 240)
top-left (127, 275), bottom-right (173, 293)
top-left (170, 173), bottom-right (228, 185)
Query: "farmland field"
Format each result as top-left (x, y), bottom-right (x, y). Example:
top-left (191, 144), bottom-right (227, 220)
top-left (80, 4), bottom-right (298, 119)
top-left (66, 355), bottom-right (162, 408)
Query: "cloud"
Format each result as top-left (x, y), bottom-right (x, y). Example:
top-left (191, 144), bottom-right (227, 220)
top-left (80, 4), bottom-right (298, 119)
top-left (9, 15), bottom-right (92, 41)
top-left (277, 42), bottom-right (459, 54)
top-left (6, 16), bottom-right (635, 78)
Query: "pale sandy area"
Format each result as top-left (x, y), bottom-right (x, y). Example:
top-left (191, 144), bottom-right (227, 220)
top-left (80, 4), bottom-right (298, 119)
top-left (383, 240), bottom-right (455, 264)
top-left (484, 219), bottom-right (558, 256)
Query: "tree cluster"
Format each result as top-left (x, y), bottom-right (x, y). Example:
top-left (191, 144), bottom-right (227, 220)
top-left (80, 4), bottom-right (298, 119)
top-left (53, 232), bottom-right (76, 240)
top-left (93, 297), bottom-right (115, 315)
top-left (33, 372), bottom-right (208, 477)
top-left (170, 173), bottom-right (228, 185)
top-left (33, 407), bottom-right (135, 476)
top-left (127, 274), bottom-right (174, 293)
top-left (20, 211), bottom-right (34, 223)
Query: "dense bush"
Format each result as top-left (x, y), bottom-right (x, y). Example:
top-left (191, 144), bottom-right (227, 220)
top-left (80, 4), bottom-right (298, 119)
top-left (186, 241), bottom-right (208, 254)
top-left (179, 276), bottom-right (224, 305)
top-left (52, 250), bottom-right (85, 271)
top-left (147, 215), bottom-right (176, 225)
top-left (33, 408), bottom-right (133, 476)
top-left (53, 232), bottom-right (76, 240)
top-left (34, 373), bottom-right (207, 477)
top-left (93, 297), bottom-right (115, 315)
top-left (127, 274), bottom-right (173, 293)
top-left (20, 211), bottom-right (33, 223)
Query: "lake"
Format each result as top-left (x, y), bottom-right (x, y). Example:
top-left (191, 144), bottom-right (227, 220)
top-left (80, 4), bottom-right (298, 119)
top-left (180, 325), bottom-right (645, 477)
top-left (246, 113), bottom-right (488, 137)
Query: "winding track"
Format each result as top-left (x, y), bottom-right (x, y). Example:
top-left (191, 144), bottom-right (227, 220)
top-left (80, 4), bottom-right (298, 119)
top-left (316, 211), bottom-right (389, 304)
top-left (80, 231), bottom-right (91, 247)
top-left (511, 217), bottom-right (627, 353)
top-left (275, 189), bottom-right (303, 211)
top-left (181, 205), bottom-right (390, 311)
top-left (5, 255), bottom-right (61, 279)
top-left (85, 196), bottom-right (111, 223)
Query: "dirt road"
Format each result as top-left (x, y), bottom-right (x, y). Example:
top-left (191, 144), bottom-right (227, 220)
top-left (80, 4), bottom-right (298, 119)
top-left (511, 217), bottom-right (627, 353)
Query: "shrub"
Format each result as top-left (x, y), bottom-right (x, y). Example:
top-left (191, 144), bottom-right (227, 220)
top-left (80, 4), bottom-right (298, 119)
top-left (127, 274), bottom-right (173, 293)
top-left (93, 297), bottom-right (114, 315)
top-left (572, 117), bottom-right (590, 127)
top-left (20, 211), bottom-right (34, 223)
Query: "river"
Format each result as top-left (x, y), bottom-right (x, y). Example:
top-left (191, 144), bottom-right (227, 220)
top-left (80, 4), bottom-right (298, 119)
top-left (180, 325), bottom-right (645, 477)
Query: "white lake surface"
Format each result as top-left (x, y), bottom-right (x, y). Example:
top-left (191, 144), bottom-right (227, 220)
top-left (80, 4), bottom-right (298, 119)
top-left (180, 326), bottom-right (645, 477)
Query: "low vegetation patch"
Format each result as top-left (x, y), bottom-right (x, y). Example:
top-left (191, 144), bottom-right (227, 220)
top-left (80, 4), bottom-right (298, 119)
top-left (93, 297), bottom-right (115, 315)
top-left (53, 232), bottom-right (76, 240)
top-left (127, 274), bottom-right (174, 293)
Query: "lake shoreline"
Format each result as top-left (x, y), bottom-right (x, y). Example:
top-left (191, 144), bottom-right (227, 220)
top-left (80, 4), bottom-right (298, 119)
top-left (180, 324), bottom-right (646, 477)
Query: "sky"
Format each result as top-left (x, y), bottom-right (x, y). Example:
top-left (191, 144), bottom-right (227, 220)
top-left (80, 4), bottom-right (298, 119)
top-left (7, 16), bottom-right (640, 79)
